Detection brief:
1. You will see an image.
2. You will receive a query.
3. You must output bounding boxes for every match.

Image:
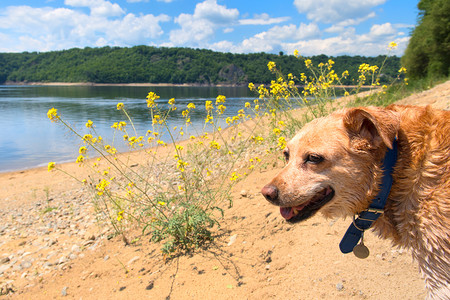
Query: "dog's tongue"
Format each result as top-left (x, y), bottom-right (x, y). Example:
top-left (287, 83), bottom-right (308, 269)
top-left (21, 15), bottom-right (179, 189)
top-left (280, 203), bottom-right (308, 220)
top-left (280, 207), bottom-right (295, 219)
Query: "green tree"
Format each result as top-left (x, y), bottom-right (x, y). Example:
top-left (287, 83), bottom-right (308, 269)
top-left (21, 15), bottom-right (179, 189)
top-left (402, 0), bottom-right (450, 78)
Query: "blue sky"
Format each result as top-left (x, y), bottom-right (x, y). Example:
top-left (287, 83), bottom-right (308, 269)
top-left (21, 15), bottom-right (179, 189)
top-left (0, 0), bottom-right (418, 56)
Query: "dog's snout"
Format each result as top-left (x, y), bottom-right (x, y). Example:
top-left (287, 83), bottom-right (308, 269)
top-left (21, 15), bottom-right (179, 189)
top-left (261, 184), bottom-right (279, 203)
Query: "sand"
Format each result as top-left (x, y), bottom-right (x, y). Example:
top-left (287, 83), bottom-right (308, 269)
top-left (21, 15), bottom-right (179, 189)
top-left (1, 80), bottom-right (449, 299)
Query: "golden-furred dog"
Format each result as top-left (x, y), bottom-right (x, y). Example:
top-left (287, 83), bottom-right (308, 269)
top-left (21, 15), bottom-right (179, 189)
top-left (261, 105), bottom-right (449, 299)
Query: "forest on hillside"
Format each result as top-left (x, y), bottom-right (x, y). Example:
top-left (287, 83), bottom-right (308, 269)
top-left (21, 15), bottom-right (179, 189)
top-left (0, 46), bottom-right (401, 85)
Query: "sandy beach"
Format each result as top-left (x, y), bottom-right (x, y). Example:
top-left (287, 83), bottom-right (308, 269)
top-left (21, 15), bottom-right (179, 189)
top-left (1, 80), bottom-right (449, 299)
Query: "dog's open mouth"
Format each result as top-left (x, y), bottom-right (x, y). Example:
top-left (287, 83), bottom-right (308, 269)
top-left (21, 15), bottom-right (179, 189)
top-left (280, 186), bottom-right (335, 223)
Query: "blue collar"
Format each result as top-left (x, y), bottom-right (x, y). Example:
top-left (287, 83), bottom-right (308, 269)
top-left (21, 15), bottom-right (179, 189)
top-left (339, 138), bottom-right (398, 254)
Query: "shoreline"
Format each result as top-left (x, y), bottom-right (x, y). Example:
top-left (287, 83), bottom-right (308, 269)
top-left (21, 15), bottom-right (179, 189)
top-left (2, 81), bottom-right (366, 89)
top-left (2, 81), bottom-right (247, 88)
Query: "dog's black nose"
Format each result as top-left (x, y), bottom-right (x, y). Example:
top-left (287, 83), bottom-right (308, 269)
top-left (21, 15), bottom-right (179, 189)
top-left (261, 184), bottom-right (279, 203)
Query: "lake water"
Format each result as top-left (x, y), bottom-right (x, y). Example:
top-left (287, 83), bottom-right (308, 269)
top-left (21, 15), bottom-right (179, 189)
top-left (0, 85), bottom-right (254, 172)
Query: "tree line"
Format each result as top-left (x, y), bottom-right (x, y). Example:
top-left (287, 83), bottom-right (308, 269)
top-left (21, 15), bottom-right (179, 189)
top-left (402, 0), bottom-right (450, 79)
top-left (0, 46), bottom-right (401, 85)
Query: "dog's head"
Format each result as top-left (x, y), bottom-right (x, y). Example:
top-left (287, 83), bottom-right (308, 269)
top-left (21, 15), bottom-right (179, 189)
top-left (261, 106), bottom-right (400, 223)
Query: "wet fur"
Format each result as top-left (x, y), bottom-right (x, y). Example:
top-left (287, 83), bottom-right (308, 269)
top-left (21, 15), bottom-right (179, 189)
top-left (262, 105), bottom-right (450, 299)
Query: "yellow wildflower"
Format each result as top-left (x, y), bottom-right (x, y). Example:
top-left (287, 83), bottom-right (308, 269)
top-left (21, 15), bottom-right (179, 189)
top-left (168, 98), bottom-right (175, 105)
top-left (248, 82), bottom-right (255, 90)
top-left (79, 146), bottom-right (87, 154)
top-left (230, 172), bottom-right (239, 181)
top-left (116, 102), bottom-right (124, 110)
top-left (277, 136), bottom-right (287, 149)
top-left (177, 159), bottom-right (188, 172)
top-left (209, 140), bottom-right (221, 150)
top-left (117, 210), bottom-right (124, 222)
top-left (216, 95), bottom-right (226, 104)
top-left (96, 179), bottom-right (110, 195)
top-left (47, 108), bottom-right (59, 122)
top-left (152, 115), bottom-right (161, 124)
top-left (82, 134), bottom-right (93, 143)
top-left (187, 103), bottom-right (196, 110)
top-left (217, 104), bottom-right (226, 114)
top-left (293, 49), bottom-right (299, 57)
top-left (388, 41), bottom-right (397, 49)
top-left (267, 61), bottom-right (276, 71)
top-left (47, 162), bottom-right (56, 171)
top-left (85, 120), bottom-right (93, 128)
top-left (304, 59), bottom-right (312, 68)
top-left (76, 155), bottom-right (84, 164)
top-left (205, 115), bottom-right (213, 124)
top-left (205, 100), bottom-right (213, 111)
top-left (146, 92), bottom-right (160, 108)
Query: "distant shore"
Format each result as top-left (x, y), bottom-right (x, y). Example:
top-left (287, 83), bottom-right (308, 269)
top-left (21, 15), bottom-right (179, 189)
top-left (2, 81), bottom-right (365, 88)
top-left (2, 81), bottom-right (247, 87)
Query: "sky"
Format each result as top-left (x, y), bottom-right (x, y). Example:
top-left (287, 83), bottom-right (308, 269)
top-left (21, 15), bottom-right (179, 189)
top-left (0, 0), bottom-right (419, 56)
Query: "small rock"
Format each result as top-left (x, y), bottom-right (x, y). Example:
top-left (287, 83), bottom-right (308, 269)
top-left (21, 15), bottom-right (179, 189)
top-left (0, 257), bottom-right (10, 264)
top-left (71, 245), bottom-right (81, 253)
top-left (46, 239), bottom-right (57, 247)
top-left (146, 281), bottom-right (154, 290)
top-left (21, 261), bottom-right (32, 269)
top-left (21, 252), bottom-right (32, 257)
top-left (240, 190), bottom-right (248, 197)
top-left (104, 255), bottom-right (110, 261)
top-left (127, 256), bottom-right (140, 266)
top-left (228, 234), bottom-right (238, 246)
top-left (61, 286), bottom-right (68, 296)
top-left (265, 264), bottom-right (270, 270)
top-left (83, 240), bottom-right (94, 247)
top-left (58, 256), bottom-right (69, 265)
top-left (336, 282), bottom-right (344, 291)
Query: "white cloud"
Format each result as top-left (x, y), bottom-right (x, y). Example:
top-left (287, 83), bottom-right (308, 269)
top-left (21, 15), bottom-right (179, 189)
top-left (169, 0), bottom-right (239, 47)
top-left (211, 22), bottom-right (320, 53)
top-left (239, 13), bottom-right (290, 25)
top-left (294, 0), bottom-right (386, 23)
top-left (282, 23), bottom-right (409, 56)
top-left (369, 22), bottom-right (396, 36)
top-left (194, 0), bottom-right (239, 24)
top-left (0, 4), bottom-right (170, 52)
top-left (325, 12), bottom-right (376, 33)
top-left (64, 0), bottom-right (124, 17)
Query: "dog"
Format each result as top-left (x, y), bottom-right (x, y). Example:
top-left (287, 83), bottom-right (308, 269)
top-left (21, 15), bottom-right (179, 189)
top-left (261, 105), bottom-right (449, 299)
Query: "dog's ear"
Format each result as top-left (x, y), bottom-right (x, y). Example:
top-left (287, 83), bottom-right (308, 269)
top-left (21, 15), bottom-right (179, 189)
top-left (343, 107), bottom-right (399, 150)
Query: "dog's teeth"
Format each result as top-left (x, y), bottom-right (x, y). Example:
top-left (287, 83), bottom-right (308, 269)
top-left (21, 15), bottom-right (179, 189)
top-left (292, 208), bottom-right (298, 215)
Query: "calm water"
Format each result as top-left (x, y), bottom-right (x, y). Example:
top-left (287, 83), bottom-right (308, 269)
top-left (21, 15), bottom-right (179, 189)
top-left (0, 85), bottom-right (254, 172)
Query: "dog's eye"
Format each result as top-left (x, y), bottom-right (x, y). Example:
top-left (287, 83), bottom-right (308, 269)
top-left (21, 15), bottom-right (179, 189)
top-left (283, 149), bottom-right (290, 162)
top-left (305, 154), bottom-right (324, 164)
